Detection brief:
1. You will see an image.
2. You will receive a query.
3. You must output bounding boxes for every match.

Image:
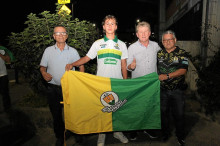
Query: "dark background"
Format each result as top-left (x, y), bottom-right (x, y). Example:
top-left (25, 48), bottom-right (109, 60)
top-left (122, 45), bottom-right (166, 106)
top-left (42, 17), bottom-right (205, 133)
top-left (1, 0), bottom-right (159, 45)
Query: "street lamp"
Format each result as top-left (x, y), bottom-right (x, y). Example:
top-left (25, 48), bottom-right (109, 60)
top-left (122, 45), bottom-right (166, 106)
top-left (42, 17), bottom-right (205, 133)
top-left (135, 18), bottom-right (141, 31)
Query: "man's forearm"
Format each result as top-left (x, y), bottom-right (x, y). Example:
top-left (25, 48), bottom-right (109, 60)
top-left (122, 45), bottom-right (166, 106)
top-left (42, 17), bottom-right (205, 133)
top-left (168, 69), bottom-right (187, 79)
top-left (122, 68), bottom-right (127, 79)
top-left (159, 69), bottom-right (187, 81)
top-left (40, 66), bottom-right (47, 74)
top-left (71, 56), bottom-right (91, 67)
top-left (79, 65), bottom-right (85, 72)
top-left (121, 59), bottom-right (127, 79)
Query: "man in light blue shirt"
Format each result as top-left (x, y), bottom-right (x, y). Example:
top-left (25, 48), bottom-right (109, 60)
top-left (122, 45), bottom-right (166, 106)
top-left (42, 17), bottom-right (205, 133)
top-left (127, 21), bottom-right (161, 140)
top-left (40, 25), bottom-right (84, 146)
top-left (127, 21), bottom-right (161, 78)
top-left (40, 44), bottom-right (81, 85)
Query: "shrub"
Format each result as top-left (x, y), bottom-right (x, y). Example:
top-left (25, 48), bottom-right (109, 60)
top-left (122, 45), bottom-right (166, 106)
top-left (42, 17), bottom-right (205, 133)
top-left (196, 49), bottom-right (220, 118)
top-left (8, 4), bottom-right (98, 93)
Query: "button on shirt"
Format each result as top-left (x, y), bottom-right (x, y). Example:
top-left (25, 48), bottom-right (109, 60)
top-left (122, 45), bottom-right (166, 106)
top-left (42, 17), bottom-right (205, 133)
top-left (40, 44), bottom-right (80, 85)
top-left (127, 40), bottom-right (161, 78)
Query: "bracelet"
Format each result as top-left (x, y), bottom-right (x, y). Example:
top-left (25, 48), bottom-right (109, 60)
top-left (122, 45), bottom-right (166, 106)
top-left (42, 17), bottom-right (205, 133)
top-left (167, 74), bottom-right (170, 79)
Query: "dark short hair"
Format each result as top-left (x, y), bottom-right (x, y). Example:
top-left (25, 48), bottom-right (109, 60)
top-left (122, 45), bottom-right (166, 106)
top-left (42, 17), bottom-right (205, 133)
top-left (102, 15), bottom-right (118, 26)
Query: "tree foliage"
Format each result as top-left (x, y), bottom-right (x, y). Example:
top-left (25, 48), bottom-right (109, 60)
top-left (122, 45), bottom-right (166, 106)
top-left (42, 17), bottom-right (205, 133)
top-left (8, 4), bottom-right (98, 93)
top-left (195, 23), bottom-right (220, 118)
top-left (196, 49), bottom-right (220, 117)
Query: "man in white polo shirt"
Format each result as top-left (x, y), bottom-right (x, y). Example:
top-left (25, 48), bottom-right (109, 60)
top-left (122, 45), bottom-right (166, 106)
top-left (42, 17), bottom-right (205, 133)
top-left (65, 15), bottom-right (128, 146)
top-left (87, 34), bottom-right (127, 78)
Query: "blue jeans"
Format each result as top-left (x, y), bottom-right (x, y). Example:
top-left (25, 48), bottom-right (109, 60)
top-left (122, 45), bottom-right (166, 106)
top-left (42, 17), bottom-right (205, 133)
top-left (160, 89), bottom-right (185, 139)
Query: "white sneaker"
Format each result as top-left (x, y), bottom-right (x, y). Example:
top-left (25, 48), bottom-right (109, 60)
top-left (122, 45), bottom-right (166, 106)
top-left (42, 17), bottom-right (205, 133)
top-left (113, 132), bottom-right (129, 143)
top-left (97, 133), bottom-right (106, 146)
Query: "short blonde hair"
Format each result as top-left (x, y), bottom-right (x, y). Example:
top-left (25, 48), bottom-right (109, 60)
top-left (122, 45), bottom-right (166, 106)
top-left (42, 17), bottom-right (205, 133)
top-left (136, 21), bottom-right (151, 32)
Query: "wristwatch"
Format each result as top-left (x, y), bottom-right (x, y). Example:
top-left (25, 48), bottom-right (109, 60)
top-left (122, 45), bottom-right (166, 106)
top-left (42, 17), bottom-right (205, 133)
top-left (167, 74), bottom-right (170, 79)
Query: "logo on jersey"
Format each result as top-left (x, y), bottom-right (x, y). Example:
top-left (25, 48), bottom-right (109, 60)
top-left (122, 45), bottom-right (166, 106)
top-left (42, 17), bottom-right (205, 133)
top-left (173, 56), bottom-right (179, 63)
top-left (100, 44), bottom-right (107, 48)
top-left (158, 57), bottom-right (164, 63)
top-left (114, 44), bottom-right (120, 50)
top-left (104, 58), bottom-right (118, 65)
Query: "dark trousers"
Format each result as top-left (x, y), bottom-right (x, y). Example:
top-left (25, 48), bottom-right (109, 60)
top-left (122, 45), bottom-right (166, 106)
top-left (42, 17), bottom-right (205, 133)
top-left (160, 89), bottom-right (185, 139)
top-left (47, 84), bottom-right (65, 139)
top-left (0, 75), bottom-right (11, 111)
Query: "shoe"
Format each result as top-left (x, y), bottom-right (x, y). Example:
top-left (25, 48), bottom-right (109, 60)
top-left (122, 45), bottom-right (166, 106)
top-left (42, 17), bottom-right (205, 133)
top-left (161, 134), bottom-right (170, 142)
top-left (97, 133), bottom-right (106, 146)
top-left (129, 132), bottom-right (137, 140)
top-left (144, 130), bottom-right (158, 139)
top-left (56, 138), bottom-right (64, 146)
top-left (113, 132), bottom-right (129, 143)
top-left (177, 137), bottom-right (185, 146)
top-left (130, 136), bottom-right (137, 141)
top-left (65, 130), bottom-right (73, 140)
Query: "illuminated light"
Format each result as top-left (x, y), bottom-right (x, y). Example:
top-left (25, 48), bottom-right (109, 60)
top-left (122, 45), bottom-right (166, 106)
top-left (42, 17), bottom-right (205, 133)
top-left (58, 0), bottom-right (70, 4)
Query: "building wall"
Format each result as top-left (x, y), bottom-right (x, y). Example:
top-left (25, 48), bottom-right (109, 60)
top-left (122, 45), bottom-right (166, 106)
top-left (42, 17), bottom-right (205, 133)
top-left (176, 41), bottom-right (200, 92)
top-left (161, 0), bottom-right (220, 91)
top-left (166, 0), bottom-right (200, 28)
top-left (166, 0), bottom-right (188, 21)
top-left (165, 0), bottom-right (220, 63)
top-left (203, 0), bottom-right (220, 64)
top-left (176, 41), bottom-right (201, 57)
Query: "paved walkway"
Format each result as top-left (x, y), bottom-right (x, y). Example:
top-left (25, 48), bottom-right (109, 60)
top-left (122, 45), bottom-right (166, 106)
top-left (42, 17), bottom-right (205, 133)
top-left (1, 69), bottom-right (220, 146)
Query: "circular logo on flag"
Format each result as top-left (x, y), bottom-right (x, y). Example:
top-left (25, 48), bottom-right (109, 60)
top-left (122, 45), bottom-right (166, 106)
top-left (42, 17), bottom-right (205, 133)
top-left (100, 91), bottom-right (119, 107)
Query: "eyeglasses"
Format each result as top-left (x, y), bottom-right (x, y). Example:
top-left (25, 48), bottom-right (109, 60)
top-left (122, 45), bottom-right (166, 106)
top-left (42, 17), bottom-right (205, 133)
top-left (162, 38), bottom-right (174, 43)
top-left (54, 32), bottom-right (68, 36)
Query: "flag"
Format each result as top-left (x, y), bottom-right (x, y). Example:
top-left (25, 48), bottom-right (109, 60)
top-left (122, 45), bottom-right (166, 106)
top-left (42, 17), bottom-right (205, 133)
top-left (61, 71), bottom-right (161, 134)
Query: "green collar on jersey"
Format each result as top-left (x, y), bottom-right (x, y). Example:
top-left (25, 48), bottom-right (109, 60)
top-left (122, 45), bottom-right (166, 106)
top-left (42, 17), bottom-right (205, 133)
top-left (104, 35), bottom-right (118, 43)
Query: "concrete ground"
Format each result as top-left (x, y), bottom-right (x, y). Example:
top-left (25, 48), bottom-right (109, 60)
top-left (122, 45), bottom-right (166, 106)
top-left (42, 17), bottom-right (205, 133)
top-left (1, 69), bottom-right (220, 146)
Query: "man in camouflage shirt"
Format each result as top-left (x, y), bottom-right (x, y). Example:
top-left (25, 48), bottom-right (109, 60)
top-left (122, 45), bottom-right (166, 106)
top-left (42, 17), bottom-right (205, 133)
top-left (157, 30), bottom-right (188, 146)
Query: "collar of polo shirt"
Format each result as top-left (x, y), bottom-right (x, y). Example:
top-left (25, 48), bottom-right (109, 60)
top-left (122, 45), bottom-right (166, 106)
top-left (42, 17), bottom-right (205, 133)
top-left (104, 35), bottom-right (118, 43)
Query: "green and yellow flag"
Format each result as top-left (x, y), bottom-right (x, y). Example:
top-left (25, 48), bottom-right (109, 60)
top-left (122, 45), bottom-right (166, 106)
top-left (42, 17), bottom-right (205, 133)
top-left (61, 71), bottom-right (161, 134)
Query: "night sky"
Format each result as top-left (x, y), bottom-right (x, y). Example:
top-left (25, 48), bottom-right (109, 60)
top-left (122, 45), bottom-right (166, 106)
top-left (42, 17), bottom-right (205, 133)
top-left (1, 0), bottom-right (159, 45)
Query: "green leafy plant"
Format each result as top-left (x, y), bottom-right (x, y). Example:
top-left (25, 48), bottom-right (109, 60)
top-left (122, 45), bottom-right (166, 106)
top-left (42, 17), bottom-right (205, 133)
top-left (196, 49), bottom-right (220, 118)
top-left (8, 4), bottom-right (98, 93)
top-left (195, 23), bottom-right (220, 119)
